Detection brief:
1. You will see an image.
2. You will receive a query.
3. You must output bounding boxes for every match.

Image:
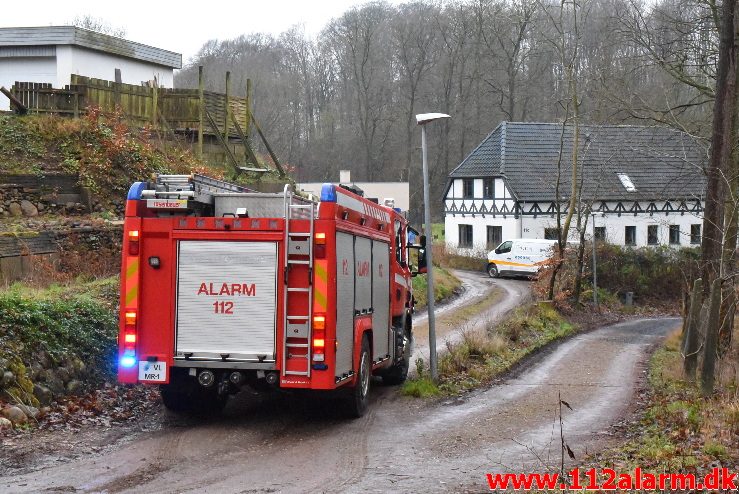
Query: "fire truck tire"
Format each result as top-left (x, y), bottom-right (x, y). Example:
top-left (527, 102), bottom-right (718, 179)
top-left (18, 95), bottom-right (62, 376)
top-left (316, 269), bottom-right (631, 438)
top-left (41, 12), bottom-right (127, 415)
top-left (382, 326), bottom-right (412, 385)
top-left (344, 335), bottom-right (371, 418)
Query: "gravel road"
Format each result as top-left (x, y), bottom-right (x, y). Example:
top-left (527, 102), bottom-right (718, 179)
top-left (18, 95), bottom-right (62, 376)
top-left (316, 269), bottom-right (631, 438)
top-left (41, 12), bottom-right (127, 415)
top-left (0, 272), bottom-right (678, 494)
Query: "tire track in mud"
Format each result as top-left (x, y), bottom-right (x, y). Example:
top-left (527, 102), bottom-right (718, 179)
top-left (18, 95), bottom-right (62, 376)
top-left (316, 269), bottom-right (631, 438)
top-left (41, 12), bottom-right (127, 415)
top-left (0, 271), bottom-right (522, 494)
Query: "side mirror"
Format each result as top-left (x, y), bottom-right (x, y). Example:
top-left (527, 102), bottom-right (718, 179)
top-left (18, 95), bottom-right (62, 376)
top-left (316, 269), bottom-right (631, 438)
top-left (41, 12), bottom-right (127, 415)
top-left (494, 248), bottom-right (500, 254)
top-left (408, 234), bottom-right (428, 276)
top-left (417, 235), bottom-right (428, 273)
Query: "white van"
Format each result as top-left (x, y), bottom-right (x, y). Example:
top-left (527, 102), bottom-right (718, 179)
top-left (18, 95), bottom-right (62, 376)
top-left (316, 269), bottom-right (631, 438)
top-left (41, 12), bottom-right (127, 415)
top-left (487, 238), bottom-right (558, 278)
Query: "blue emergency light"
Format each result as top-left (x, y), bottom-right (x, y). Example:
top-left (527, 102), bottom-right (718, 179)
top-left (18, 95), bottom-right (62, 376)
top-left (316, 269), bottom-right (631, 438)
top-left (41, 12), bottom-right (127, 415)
top-left (320, 183), bottom-right (337, 202)
top-left (120, 352), bottom-right (137, 368)
top-left (127, 182), bottom-right (147, 200)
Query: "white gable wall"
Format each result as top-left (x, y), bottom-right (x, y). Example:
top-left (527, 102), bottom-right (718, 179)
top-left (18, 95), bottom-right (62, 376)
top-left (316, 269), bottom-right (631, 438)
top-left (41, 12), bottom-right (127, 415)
top-left (0, 57), bottom-right (56, 110)
top-left (56, 45), bottom-right (174, 88)
top-left (444, 177), bottom-right (519, 253)
top-left (1, 45), bottom-right (175, 110)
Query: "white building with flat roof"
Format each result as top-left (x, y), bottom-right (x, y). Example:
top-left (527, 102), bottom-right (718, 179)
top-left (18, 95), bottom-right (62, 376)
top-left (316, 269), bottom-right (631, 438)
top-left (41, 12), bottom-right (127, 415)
top-left (299, 170), bottom-right (410, 212)
top-left (0, 26), bottom-right (181, 110)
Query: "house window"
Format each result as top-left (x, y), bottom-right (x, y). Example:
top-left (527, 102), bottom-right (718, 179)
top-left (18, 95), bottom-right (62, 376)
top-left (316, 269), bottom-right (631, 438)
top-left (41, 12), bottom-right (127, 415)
top-left (594, 226), bottom-right (606, 241)
top-left (544, 228), bottom-right (559, 240)
top-left (483, 178), bottom-right (494, 199)
top-left (459, 224), bottom-right (473, 248)
top-left (487, 225), bottom-right (502, 249)
top-left (647, 225), bottom-right (658, 245)
top-left (462, 179), bottom-right (474, 199)
top-left (669, 225), bottom-right (680, 244)
top-left (625, 226), bottom-right (636, 246)
top-left (691, 224), bottom-right (701, 245)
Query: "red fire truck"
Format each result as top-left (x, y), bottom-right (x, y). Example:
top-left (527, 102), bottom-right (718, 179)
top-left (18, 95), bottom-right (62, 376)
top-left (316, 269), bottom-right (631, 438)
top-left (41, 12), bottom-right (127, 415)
top-left (117, 174), bottom-right (424, 417)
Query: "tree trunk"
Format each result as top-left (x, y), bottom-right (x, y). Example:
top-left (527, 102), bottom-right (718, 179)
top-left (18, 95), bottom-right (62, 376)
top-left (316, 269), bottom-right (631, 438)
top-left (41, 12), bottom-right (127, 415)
top-left (573, 220), bottom-right (588, 305)
top-left (701, 278), bottom-right (723, 395)
top-left (683, 278), bottom-right (703, 380)
top-left (701, 0), bottom-right (738, 295)
top-left (548, 68), bottom-right (580, 301)
top-left (718, 13), bottom-right (739, 352)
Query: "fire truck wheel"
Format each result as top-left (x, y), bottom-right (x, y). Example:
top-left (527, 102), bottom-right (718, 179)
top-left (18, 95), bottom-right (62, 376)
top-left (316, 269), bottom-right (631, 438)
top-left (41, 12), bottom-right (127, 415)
top-left (344, 335), bottom-right (371, 418)
top-left (382, 328), bottom-right (411, 385)
top-left (487, 263), bottom-right (500, 278)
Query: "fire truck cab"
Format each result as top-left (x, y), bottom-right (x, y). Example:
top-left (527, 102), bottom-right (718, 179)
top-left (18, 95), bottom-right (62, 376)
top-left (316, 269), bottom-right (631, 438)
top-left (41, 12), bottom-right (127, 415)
top-left (117, 174), bottom-right (424, 417)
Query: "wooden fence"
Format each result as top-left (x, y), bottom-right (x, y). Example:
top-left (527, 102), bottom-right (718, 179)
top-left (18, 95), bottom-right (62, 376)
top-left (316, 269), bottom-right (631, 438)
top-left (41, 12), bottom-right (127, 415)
top-left (10, 74), bottom-right (251, 140)
top-left (8, 71), bottom-right (287, 175)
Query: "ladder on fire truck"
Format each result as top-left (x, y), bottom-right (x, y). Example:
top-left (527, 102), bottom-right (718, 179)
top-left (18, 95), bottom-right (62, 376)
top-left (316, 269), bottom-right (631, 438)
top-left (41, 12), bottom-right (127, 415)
top-left (282, 185), bottom-right (316, 377)
top-left (142, 173), bottom-right (254, 201)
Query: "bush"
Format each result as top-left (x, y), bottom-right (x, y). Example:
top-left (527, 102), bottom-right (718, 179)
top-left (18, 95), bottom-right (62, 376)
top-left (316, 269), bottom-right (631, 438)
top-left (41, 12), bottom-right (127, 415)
top-left (0, 112), bottom-right (208, 202)
top-left (61, 107), bottom-right (203, 197)
top-left (0, 278), bottom-right (119, 381)
top-left (432, 243), bottom-right (487, 272)
top-left (535, 243), bottom-right (699, 303)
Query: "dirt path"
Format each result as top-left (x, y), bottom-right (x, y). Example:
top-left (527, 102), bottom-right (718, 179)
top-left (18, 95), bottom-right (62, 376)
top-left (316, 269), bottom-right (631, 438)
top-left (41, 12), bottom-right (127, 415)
top-left (0, 273), bottom-right (677, 494)
top-left (412, 271), bottom-right (530, 363)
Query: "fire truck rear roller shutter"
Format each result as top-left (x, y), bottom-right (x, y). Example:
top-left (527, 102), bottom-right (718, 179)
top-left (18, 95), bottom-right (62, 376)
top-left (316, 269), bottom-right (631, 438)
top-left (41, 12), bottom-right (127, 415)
top-left (175, 241), bottom-right (278, 360)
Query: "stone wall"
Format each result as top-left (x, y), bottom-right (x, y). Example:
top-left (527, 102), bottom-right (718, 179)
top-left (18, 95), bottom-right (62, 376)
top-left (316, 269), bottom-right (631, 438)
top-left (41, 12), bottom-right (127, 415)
top-left (0, 225), bottom-right (122, 284)
top-left (0, 173), bottom-right (87, 217)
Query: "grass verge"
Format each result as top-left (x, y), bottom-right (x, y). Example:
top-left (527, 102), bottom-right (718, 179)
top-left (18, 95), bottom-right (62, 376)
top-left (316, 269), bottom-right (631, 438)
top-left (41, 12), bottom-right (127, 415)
top-left (587, 328), bottom-right (739, 473)
top-left (403, 302), bottom-right (577, 397)
top-left (411, 265), bottom-right (461, 308)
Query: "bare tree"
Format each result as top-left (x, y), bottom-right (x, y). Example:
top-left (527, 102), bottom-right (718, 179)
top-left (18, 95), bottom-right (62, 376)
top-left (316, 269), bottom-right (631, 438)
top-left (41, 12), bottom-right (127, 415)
top-left (476, 0), bottom-right (539, 121)
top-left (538, 0), bottom-right (589, 301)
top-left (71, 15), bottom-right (127, 38)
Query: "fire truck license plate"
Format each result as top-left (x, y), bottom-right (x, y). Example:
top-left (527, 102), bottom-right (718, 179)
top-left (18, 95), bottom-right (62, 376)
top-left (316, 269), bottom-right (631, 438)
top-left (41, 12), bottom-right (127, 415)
top-left (138, 361), bottom-right (167, 382)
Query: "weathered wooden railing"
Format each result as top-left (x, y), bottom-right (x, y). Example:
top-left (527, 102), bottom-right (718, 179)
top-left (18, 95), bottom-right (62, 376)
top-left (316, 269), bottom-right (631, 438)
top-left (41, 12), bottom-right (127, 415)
top-left (10, 74), bottom-right (251, 140)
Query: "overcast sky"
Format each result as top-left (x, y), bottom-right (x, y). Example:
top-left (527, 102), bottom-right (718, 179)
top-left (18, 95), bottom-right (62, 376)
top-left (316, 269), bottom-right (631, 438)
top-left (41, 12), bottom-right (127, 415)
top-left (3, 0), bottom-right (401, 65)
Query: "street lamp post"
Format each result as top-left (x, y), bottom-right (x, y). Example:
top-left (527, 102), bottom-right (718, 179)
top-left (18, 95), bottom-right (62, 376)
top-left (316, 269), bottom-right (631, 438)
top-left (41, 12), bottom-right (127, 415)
top-left (591, 212), bottom-right (602, 308)
top-left (416, 112), bottom-right (450, 382)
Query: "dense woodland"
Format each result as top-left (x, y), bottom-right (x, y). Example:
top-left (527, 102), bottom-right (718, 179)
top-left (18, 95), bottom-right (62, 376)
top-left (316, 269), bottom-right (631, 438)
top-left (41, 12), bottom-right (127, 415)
top-left (175, 0), bottom-right (718, 218)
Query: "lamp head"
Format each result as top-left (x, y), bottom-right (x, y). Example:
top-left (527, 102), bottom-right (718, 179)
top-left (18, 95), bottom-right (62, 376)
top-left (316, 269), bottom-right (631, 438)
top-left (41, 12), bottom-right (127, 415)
top-left (416, 113), bottom-right (451, 125)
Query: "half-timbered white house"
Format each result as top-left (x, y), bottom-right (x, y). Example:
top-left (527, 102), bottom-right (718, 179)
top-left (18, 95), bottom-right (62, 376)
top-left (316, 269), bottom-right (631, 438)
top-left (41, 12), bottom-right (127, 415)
top-left (443, 122), bottom-right (706, 252)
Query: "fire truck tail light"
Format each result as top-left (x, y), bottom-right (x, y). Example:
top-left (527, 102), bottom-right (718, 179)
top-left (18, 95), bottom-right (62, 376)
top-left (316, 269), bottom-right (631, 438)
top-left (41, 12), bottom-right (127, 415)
top-left (124, 333), bottom-right (137, 344)
top-left (312, 314), bottom-right (326, 362)
top-left (315, 233), bottom-right (327, 258)
top-left (125, 311), bottom-right (137, 326)
top-left (128, 230), bottom-right (140, 256)
top-left (313, 315), bottom-right (325, 330)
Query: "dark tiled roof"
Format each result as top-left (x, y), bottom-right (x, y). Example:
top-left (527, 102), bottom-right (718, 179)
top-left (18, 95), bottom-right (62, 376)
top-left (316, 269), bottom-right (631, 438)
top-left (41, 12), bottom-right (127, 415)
top-left (448, 122), bottom-right (707, 202)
